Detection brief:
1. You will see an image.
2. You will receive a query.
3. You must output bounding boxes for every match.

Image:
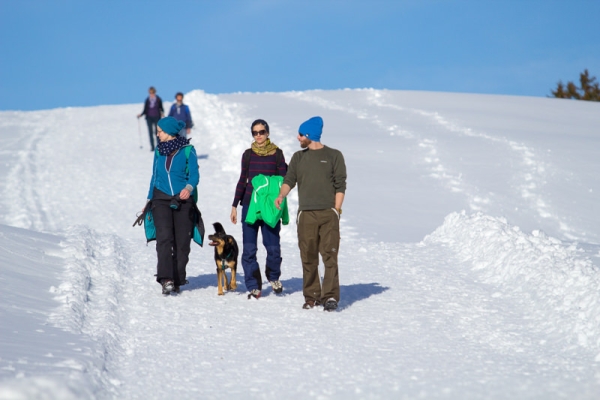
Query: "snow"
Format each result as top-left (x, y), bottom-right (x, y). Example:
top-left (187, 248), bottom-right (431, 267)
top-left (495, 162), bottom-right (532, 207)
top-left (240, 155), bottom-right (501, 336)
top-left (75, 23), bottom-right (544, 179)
top-left (1, 89), bottom-right (600, 399)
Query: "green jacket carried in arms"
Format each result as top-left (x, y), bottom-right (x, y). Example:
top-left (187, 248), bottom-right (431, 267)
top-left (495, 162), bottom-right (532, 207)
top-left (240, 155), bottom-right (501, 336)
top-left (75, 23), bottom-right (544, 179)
top-left (245, 174), bottom-right (289, 228)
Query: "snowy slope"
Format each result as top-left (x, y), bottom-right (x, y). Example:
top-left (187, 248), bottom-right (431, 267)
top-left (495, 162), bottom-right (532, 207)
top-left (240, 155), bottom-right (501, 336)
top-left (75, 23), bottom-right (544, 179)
top-left (0, 90), bottom-right (599, 399)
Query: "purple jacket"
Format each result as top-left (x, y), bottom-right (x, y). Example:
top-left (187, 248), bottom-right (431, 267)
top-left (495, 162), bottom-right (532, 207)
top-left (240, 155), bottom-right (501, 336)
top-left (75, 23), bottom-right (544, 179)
top-left (232, 150), bottom-right (287, 207)
top-left (141, 96), bottom-right (164, 119)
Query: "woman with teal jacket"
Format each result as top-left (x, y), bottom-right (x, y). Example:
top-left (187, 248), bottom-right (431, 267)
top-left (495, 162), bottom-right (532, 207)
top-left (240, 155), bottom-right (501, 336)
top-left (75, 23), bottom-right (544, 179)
top-left (146, 117), bottom-right (199, 295)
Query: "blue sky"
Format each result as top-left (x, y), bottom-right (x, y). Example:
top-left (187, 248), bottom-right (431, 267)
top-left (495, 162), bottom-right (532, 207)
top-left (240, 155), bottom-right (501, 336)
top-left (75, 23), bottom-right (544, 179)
top-left (1, 0), bottom-right (598, 111)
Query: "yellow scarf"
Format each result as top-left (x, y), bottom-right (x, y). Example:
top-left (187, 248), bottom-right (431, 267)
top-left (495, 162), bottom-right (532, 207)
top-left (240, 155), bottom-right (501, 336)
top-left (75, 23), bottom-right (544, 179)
top-left (251, 138), bottom-right (279, 156)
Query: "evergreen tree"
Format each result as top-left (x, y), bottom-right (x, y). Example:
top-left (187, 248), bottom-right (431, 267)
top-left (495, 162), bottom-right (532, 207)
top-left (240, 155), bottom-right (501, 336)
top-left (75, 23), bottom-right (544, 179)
top-left (551, 82), bottom-right (567, 99)
top-left (550, 70), bottom-right (600, 101)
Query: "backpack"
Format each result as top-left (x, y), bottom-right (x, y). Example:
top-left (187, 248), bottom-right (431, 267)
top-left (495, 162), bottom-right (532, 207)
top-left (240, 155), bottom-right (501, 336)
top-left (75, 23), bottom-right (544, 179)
top-left (170, 104), bottom-right (194, 128)
top-left (242, 148), bottom-right (284, 182)
top-left (184, 145), bottom-right (198, 202)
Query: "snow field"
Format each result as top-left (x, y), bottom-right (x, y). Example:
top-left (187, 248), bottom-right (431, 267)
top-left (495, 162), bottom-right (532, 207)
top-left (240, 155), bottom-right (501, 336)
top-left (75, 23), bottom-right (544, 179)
top-left (1, 89), bottom-right (600, 398)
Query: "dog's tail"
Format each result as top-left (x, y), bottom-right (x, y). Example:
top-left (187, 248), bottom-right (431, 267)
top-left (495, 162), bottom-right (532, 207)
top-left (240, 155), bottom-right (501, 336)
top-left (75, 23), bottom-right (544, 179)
top-left (213, 222), bottom-right (226, 234)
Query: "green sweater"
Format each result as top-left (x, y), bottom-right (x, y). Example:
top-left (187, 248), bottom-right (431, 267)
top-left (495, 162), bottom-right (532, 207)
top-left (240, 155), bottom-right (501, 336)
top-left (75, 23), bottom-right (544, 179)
top-left (283, 145), bottom-right (347, 211)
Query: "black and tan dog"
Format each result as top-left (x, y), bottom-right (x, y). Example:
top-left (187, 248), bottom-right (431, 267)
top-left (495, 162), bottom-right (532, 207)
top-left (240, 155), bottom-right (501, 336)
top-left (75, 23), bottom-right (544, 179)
top-left (208, 222), bottom-right (239, 295)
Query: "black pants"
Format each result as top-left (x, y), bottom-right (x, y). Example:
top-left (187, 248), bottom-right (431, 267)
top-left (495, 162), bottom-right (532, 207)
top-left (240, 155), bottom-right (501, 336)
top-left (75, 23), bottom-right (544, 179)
top-left (152, 198), bottom-right (194, 286)
top-left (146, 116), bottom-right (160, 150)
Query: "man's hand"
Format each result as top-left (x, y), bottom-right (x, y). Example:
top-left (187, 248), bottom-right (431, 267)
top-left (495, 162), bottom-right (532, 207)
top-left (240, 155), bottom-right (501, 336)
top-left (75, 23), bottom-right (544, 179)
top-left (230, 206), bottom-right (237, 224)
top-left (275, 184), bottom-right (292, 210)
top-left (274, 195), bottom-right (285, 210)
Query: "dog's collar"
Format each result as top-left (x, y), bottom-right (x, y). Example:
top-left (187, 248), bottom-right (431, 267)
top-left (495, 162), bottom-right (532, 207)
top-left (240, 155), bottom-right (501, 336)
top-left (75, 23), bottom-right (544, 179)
top-left (220, 252), bottom-right (232, 270)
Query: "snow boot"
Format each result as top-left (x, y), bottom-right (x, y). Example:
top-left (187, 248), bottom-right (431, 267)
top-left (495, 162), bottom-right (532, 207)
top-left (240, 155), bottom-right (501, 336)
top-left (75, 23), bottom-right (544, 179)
top-left (247, 289), bottom-right (261, 300)
top-left (302, 299), bottom-right (321, 309)
top-left (270, 280), bottom-right (283, 294)
top-left (162, 280), bottom-right (174, 295)
top-left (323, 298), bottom-right (338, 312)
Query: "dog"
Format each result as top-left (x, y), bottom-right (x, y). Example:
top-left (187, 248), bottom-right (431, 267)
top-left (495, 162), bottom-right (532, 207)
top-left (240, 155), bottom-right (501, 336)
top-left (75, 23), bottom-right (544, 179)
top-left (208, 222), bottom-right (239, 295)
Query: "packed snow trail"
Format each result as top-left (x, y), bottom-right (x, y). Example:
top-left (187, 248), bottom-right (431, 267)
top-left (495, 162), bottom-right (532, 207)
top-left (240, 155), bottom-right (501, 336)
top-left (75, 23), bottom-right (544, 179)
top-left (1, 90), bottom-right (600, 399)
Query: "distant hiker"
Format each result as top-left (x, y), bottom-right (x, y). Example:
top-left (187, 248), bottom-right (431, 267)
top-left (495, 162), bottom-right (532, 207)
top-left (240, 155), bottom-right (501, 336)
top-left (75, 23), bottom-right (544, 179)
top-left (144, 117), bottom-right (200, 295)
top-left (231, 119), bottom-right (288, 299)
top-left (275, 116), bottom-right (347, 311)
top-left (168, 92), bottom-right (194, 137)
top-left (137, 86), bottom-right (164, 151)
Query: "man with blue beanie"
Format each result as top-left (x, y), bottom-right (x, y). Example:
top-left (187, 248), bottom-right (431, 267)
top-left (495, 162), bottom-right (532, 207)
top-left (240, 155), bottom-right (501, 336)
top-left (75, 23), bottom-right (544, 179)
top-left (275, 116), bottom-right (347, 311)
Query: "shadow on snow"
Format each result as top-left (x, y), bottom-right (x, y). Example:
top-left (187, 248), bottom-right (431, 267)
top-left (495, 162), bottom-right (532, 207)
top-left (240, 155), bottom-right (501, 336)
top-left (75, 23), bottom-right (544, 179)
top-left (185, 273), bottom-right (215, 291)
top-left (183, 274), bottom-right (388, 310)
top-left (339, 282), bottom-right (389, 310)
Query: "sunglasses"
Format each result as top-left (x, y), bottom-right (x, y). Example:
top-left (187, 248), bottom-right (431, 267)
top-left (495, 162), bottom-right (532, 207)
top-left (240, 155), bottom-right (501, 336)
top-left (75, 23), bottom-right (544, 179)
top-left (252, 129), bottom-right (267, 136)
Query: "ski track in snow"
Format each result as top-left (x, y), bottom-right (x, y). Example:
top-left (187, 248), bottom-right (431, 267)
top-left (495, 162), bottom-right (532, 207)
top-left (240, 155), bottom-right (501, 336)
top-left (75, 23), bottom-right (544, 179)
top-left (1, 90), bottom-right (600, 399)
top-left (3, 117), bottom-right (55, 231)
top-left (284, 90), bottom-right (582, 243)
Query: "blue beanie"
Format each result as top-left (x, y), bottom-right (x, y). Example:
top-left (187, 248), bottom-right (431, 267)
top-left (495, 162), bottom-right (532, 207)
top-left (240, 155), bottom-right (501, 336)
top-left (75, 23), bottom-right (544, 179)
top-left (299, 116), bottom-right (323, 142)
top-left (158, 117), bottom-right (186, 136)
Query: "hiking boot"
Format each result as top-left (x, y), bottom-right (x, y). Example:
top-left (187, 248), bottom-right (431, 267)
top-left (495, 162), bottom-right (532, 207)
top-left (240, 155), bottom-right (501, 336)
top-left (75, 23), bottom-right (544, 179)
top-left (247, 289), bottom-right (261, 300)
top-left (323, 298), bottom-right (338, 312)
top-left (269, 280), bottom-right (283, 294)
top-left (174, 279), bottom-right (188, 293)
top-left (161, 280), bottom-right (174, 295)
top-left (302, 300), bottom-right (321, 309)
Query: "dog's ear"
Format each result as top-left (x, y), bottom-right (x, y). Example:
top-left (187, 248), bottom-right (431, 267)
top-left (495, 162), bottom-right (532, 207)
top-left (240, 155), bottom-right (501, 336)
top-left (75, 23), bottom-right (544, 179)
top-left (213, 222), bottom-right (225, 234)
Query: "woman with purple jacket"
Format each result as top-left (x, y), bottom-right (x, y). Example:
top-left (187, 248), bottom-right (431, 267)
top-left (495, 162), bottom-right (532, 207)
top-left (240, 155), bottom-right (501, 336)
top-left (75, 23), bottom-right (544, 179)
top-left (230, 119), bottom-right (287, 299)
top-left (137, 86), bottom-right (164, 151)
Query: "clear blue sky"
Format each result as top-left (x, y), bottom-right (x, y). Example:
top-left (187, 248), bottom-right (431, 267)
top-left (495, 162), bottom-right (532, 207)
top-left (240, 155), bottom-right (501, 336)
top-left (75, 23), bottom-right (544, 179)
top-left (1, 0), bottom-right (598, 111)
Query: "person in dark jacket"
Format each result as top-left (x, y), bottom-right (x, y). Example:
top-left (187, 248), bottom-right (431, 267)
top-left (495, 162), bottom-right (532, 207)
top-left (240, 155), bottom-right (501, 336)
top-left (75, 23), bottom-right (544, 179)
top-left (168, 92), bottom-right (193, 137)
top-left (231, 119), bottom-right (287, 299)
top-left (145, 116), bottom-right (199, 295)
top-left (137, 86), bottom-right (164, 151)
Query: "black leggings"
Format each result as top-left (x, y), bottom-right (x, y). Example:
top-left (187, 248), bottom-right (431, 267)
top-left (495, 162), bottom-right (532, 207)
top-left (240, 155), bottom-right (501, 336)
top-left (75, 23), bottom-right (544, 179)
top-left (146, 117), bottom-right (160, 150)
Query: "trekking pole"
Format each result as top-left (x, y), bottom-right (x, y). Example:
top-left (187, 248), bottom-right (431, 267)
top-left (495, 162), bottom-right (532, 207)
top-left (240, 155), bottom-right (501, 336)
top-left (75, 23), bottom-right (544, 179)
top-left (137, 117), bottom-right (143, 149)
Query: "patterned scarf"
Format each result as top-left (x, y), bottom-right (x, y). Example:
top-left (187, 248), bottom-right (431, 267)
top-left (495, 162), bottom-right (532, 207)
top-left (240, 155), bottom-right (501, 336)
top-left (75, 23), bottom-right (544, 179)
top-left (251, 139), bottom-right (279, 156)
top-left (157, 135), bottom-right (190, 156)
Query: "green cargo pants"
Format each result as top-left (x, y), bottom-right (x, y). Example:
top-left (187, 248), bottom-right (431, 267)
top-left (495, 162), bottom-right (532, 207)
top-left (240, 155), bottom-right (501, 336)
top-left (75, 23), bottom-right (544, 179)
top-left (297, 209), bottom-right (340, 303)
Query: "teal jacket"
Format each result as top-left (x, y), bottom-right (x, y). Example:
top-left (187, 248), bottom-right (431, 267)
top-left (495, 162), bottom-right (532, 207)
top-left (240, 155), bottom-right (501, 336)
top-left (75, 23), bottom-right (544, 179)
top-left (245, 174), bottom-right (289, 228)
top-left (147, 145), bottom-right (199, 200)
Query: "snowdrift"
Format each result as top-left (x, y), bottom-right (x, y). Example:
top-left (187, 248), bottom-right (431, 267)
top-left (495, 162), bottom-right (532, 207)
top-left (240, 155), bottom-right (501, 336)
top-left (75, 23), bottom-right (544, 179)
top-left (0, 224), bottom-right (97, 399)
top-left (425, 212), bottom-right (600, 355)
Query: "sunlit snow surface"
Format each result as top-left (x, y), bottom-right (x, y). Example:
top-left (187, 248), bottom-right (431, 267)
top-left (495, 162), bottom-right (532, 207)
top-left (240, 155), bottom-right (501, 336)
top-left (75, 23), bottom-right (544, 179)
top-left (1, 90), bottom-right (599, 399)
